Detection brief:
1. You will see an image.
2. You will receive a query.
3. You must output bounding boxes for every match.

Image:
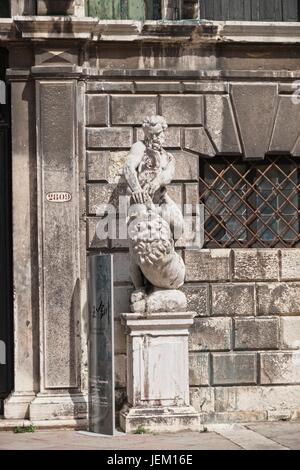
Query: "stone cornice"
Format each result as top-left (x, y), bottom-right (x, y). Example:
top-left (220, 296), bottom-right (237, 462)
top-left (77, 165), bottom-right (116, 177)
top-left (1, 18), bottom-right (300, 43)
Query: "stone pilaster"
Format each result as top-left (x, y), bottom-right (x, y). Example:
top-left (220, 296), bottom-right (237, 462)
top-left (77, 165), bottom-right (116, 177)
top-left (28, 64), bottom-right (86, 422)
top-left (4, 52), bottom-right (38, 419)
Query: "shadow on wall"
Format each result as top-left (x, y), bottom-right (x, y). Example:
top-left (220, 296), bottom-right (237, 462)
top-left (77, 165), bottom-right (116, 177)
top-left (42, 0), bottom-right (74, 15)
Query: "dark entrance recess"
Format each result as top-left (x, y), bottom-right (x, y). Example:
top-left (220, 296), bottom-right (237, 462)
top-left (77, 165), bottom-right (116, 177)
top-left (0, 0), bottom-right (10, 18)
top-left (0, 48), bottom-right (13, 415)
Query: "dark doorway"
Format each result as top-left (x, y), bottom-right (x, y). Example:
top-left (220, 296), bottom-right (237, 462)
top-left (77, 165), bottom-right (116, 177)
top-left (0, 48), bottom-right (13, 415)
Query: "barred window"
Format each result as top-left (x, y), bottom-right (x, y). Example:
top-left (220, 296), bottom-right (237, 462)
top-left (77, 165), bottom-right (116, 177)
top-left (200, 156), bottom-right (300, 248)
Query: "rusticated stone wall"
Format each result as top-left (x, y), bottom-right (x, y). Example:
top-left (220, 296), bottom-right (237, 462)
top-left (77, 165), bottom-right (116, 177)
top-left (85, 77), bottom-right (300, 423)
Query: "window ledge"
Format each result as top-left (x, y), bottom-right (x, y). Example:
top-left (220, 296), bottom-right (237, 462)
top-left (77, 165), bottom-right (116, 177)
top-left (2, 17), bottom-right (300, 43)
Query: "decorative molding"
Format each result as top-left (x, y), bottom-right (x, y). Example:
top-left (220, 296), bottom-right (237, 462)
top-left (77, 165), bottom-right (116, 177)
top-left (2, 18), bottom-right (300, 43)
top-left (13, 16), bottom-right (99, 39)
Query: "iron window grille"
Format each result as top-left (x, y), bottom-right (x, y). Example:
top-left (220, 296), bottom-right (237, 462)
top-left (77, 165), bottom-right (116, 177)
top-left (199, 156), bottom-right (300, 248)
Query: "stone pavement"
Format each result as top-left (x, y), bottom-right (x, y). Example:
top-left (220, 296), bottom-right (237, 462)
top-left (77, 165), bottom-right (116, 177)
top-left (0, 422), bottom-right (299, 450)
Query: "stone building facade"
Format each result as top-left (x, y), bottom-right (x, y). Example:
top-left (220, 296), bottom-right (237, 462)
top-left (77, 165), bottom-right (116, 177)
top-left (0, 1), bottom-right (300, 427)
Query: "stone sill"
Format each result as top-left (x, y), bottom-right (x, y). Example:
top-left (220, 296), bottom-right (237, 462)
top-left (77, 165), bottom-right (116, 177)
top-left (0, 17), bottom-right (298, 43)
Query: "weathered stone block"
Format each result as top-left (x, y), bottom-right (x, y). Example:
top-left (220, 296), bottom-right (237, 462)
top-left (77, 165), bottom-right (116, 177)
top-left (280, 317), bottom-right (300, 350)
top-left (87, 151), bottom-right (108, 181)
top-left (189, 317), bottom-right (232, 351)
top-left (114, 286), bottom-right (132, 318)
top-left (115, 354), bottom-right (126, 388)
top-left (184, 127), bottom-right (215, 157)
top-left (113, 252), bottom-right (131, 283)
top-left (212, 353), bottom-right (257, 386)
top-left (189, 353), bottom-right (210, 386)
top-left (183, 82), bottom-right (229, 94)
top-left (87, 217), bottom-right (108, 249)
top-left (134, 82), bottom-right (181, 93)
top-left (87, 183), bottom-right (127, 215)
top-left (257, 283), bottom-right (300, 315)
top-left (136, 126), bottom-right (181, 148)
top-left (185, 249), bottom-right (231, 282)
top-left (280, 249), bottom-right (300, 281)
top-left (185, 182), bottom-right (199, 206)
top-left (190, 387), bottom-right (215, 413)
top-left (160, 95), bottom-right (203, 125)
top-left (215, 385), bottom-right (300, 413)
top-left (87, 150), bottom-right (128, 183)
top-left (234, 318), bottom-right (279, 350)
top-left (270, 96), bottom-right (300, 153)
top-left (233, 249), bottom-right (279, 281)
top-left (231, 84), bottom-right (277, 160)
top-left (181, 284), bottom-right (209, 316)
top-left (86, 127), bottom-right (133, 149)
top-left (86, 82), bottom-right (134, 93)
top-left (111, 95), bottom-right (157, 125)
top-left (205, 95), bottom-right (241, 154)
top-left (260, 352), bottom-right (300, 384)
top-left (167, 184), bottom-right (183, 207)
top-left (86, 95), bottom-right (108, 126)
top-left (172, 151), bottom-right (198, 181)
top-left (211, 283), bottom-right (255, 316)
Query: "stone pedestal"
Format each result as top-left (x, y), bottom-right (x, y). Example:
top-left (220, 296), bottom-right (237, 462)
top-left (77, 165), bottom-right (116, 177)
top-left (120, 312), bottom-right (201, 433)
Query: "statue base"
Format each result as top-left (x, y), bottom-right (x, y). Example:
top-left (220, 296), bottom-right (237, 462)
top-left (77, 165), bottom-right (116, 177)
top-left (120, 405), bottom-right (201, 434)
top-left (120, 311), bottom-right (201, 433)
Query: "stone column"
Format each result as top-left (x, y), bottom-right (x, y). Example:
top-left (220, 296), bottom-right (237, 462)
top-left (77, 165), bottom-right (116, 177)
top-left (28, 64), bottom-right (87, 423)
top-left (4, 48), bottom-right (39, 419)
top-left (120, 312), bottom-right (201, 433)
